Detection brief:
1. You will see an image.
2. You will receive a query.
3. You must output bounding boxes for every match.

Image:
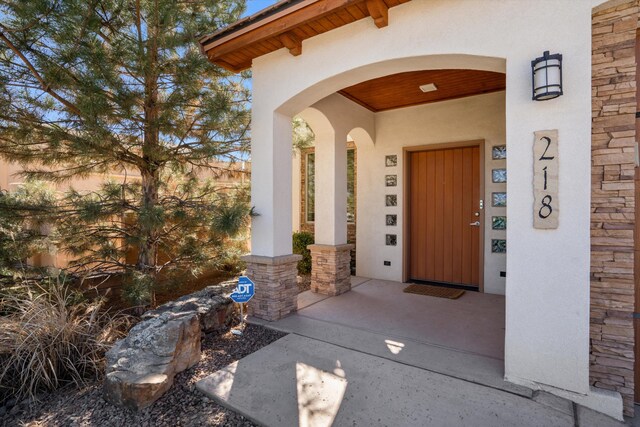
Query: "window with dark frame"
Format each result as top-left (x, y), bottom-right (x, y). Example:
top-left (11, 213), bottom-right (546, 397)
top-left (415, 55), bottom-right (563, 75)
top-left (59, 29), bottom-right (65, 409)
top-left (306, 152), bottom-right (315, 222)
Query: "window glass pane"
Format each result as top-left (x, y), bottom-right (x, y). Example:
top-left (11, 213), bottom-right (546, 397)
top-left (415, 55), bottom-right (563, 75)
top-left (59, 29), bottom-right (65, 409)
top-left (347, 149), bottom-right (355, 223)
top-left (306, 153), bottom-right (315, 222)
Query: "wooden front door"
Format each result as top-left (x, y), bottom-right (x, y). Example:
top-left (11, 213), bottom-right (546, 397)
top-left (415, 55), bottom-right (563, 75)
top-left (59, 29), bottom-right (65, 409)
top-left (408, 146), bottom-right (482, 287)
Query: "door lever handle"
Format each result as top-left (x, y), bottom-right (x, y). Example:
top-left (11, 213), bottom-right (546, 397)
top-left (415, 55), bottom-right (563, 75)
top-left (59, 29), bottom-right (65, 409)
top-left (469, 221), bottom-right (480, 227)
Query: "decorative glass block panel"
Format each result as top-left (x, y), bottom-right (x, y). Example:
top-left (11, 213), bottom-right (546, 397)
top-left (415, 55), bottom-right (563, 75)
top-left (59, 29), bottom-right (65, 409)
top-left (492, 192), bottom-right (507, 207)
top-left (386, 234), bottom-right (397, 246)
top-left (492, 169), bottom-right (507, 183)
top-left (386, 195), bottom-right (397, 207)
top-left (492, 216), bottom-right (507, 230)
top-left (492, 145), bottom-right (507, 160)
top-left (385, 155), bottom-right (398, 167)
top-left (385, 175), bottom-right (397, 187)
top-left (386, 214), bottom-right (397, 226)
top-left (492, 239), bottom-right (507, 253)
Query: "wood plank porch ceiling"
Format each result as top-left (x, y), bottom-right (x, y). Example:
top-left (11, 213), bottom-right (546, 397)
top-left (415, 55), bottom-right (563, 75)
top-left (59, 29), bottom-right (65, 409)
top-left (199, 0), bottom-right (411, 72)
top-left (339, 69), bottom-right (507, 112)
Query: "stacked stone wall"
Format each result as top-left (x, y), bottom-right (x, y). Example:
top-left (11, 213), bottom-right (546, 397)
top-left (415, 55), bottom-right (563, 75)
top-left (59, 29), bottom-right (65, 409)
top-left (243, 254), bottom-right (301, 321)
top-left (308, 244), bottom-right (354, 296)
top-left (591, 0), bottom-right (639, 416)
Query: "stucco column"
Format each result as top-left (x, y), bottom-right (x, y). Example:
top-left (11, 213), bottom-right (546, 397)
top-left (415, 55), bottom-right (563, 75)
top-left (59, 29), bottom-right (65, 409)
top-left (314, 131), bottom-right (348, 245)
top-left (243, 110), bottom-right (299, 321)
top-left (310, 130), bottom-right (352, 295)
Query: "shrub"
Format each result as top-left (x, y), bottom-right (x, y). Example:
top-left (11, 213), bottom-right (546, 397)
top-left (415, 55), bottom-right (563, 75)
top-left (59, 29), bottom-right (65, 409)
top-left (293, 231), bottom-right (314, 275)
top-left (0, 280), bottom-right (133, 404)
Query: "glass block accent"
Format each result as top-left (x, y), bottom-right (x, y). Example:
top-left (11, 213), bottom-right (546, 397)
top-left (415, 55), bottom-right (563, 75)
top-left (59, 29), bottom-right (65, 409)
top-left (492, 239), bottom-right (507, 253)
top-left (386, 214), bottom-right (397, 226)
top-left (386, 195), bottom-right (397, 207)
top-left (492, 145), bottom-right (507, 159)
top-left (386, 234), bottom-right (397, 246)
top-left (492, 216), bottom-right (507, 230)
top-left (385, 175), bottom-right (397, 187)
top-left (492, 169), bottom-right (507, 183)
top-left (492, 192), bottom-right (507, 207)
top-left (385, 155), bottom-right (398, 167)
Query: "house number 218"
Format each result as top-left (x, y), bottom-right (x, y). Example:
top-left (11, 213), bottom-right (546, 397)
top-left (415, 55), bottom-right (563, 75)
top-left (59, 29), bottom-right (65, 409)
top-left (533, 130), bottom-right (559, 229)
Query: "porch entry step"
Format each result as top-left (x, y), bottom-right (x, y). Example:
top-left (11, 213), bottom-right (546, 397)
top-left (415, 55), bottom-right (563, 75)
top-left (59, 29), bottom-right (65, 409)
top-left (196, 334), bottom-right (577, 427)
top-left (250, 314), bottom-right (532, 399)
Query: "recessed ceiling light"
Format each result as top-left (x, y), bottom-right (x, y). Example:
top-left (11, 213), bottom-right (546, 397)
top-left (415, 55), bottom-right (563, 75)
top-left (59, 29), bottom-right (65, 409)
top-left (419, 83), bottom-right (438, 93)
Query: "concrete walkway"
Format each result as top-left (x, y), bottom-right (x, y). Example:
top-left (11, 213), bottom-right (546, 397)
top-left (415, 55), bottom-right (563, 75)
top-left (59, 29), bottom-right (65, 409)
top-left (197, 278), bottom-right (627, 426)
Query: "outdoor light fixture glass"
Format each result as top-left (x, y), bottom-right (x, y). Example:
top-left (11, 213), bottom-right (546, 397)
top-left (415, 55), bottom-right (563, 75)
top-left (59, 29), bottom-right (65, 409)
top-left (531, 51), bottom-right (563, 101)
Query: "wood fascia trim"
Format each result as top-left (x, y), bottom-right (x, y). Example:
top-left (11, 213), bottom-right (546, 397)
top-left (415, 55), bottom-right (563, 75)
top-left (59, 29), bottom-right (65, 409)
top-left (209, 57), bottom-right (247, 73)
top-left (202, 0), bottom-right (361, 60)
top-left (200, 0), bottom-right (316, 49)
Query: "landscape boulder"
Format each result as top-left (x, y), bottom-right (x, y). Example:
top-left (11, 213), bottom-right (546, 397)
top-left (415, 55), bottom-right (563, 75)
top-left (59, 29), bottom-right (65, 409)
top-left (142, 281), bottom-right (237, 333)
top-left (104, 311), bottom-right (201, 411)
top-left (104, 281), bottom-right (238, 411)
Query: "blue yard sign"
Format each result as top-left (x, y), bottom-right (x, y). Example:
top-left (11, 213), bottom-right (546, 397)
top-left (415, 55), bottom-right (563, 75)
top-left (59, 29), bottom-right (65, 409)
top-left (230, 276), bottom-right (255, 303)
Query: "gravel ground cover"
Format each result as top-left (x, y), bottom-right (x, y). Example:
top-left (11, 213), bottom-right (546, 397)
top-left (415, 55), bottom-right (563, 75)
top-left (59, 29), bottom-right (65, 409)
top-left (1, 324), bottom-right (286, 427)
top-left (297, 274), bottom-right (311, 293)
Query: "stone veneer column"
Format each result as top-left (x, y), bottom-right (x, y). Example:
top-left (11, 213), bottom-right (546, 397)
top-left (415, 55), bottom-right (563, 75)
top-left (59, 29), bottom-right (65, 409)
top-left (591, 0), bottom-right (639, 417)
top-left (308, 244), bottom-right (354, 295)
top-left (242, 254), bottom-right (302, 321)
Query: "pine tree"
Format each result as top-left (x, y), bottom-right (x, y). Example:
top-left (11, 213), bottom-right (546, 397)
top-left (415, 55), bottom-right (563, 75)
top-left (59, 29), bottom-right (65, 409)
top-left (0, 1), bottom-right (251, 305)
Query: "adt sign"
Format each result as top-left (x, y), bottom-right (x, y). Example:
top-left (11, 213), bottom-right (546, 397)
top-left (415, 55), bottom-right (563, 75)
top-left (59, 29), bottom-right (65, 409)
top-left (230, 276), bottom-right (255, 303)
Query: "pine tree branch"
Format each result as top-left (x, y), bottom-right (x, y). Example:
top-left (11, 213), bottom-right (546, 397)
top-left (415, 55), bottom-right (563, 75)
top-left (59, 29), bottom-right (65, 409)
top-left (0, 25), bottom-right (82, 116)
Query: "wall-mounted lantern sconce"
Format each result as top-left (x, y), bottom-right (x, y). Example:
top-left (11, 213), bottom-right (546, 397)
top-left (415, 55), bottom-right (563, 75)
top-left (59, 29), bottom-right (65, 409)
top-left (532, 51), bottom-right (563, 101)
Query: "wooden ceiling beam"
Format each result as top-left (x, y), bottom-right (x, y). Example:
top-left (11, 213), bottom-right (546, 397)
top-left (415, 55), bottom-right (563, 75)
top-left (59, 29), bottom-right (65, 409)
top-left (365, 0), bottom-right (389, 28)
top-left (279, 31), bottom-right (303, 56)
top-left (208, 55), bottom-right (248, 73)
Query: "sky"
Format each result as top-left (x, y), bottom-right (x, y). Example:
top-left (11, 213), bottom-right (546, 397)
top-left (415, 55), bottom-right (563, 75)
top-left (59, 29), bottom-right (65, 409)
top-left (243, 0), bottom-right (279, 17)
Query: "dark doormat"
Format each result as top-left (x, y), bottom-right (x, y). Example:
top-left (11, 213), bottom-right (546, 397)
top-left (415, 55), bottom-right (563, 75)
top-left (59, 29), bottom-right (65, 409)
top-left (403, 284), bottom-right (465, 299)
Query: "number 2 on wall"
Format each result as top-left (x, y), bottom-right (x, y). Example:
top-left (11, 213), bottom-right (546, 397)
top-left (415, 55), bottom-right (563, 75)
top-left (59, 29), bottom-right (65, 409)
top-left (539, 136), bottom-right (555, 161)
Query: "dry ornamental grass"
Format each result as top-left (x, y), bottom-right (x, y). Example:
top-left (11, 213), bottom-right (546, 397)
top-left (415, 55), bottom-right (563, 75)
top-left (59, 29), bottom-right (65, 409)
top-left (0, 282), bottom-right (134, 405)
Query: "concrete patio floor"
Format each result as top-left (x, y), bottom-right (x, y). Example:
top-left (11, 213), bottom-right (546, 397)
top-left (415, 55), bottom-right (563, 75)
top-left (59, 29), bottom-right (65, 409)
top-left (197, 277), bottom-right (626, 426)
top-left (296, 277), bottom-right (505, 359)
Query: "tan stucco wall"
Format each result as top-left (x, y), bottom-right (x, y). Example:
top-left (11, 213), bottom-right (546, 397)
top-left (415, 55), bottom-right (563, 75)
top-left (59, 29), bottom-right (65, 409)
top-left (1, 158), bottom-right (249, 269)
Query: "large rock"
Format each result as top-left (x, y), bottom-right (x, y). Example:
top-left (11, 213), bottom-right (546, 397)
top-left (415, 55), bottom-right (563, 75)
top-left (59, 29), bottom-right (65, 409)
top-left (104, 282), bottom-right (238, 411)
top-left (141, 282), bottom-right (237, 333)
top-left (104, 311), bottom-right (201, 411)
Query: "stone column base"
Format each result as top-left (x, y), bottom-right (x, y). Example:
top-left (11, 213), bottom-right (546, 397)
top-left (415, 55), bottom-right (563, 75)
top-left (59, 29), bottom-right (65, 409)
top-left (308, 244), bottom-right (354, 296)
top-left (241, 254), bottom-right (302, 321)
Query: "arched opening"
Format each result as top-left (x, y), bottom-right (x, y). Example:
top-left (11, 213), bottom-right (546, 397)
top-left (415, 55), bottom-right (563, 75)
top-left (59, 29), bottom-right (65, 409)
top-left (283, 55), bottom-right (507, 377)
